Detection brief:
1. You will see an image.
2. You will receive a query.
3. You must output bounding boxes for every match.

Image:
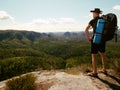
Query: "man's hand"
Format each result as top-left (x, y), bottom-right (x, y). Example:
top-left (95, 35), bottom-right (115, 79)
top-left (86, 36), bottom-right (92, 41)
top-left (85, 24), bottom-right (92, 42)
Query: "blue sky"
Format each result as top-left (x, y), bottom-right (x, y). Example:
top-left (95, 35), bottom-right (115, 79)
top-left (0, 0), bottom-right (120, 32)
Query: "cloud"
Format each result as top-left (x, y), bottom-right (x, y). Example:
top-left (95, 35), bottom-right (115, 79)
top-left (0, 11), bottom-right (14, 20)
top-left (0, 11), bottom-right (15, 26)
top-left (29, 18), bottom-right (81, 32)
top-left (113, 5), bottom-right (120, 11)
top-left (58, 18), bottom-right (76, 24)
top-left (0, 18), bottom-right (83, 32)
top-left (0, 11), bottom-right (83, 32)
top-left (33, 18), bottom-right (76, 25)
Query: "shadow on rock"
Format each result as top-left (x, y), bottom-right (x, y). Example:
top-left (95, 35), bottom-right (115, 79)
top-left (97, 73), bottom-right (120, 90)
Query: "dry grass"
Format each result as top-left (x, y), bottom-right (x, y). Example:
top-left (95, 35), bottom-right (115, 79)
top-left (65, 64), bottom-right (92, 75)
top-left (65, 68), bottom-right (80, 75)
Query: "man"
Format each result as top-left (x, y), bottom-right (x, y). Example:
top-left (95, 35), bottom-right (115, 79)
top-left (85, 8), bottom-right (107, 77)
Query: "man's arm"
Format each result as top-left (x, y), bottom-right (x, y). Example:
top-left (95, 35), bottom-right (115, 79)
top-left (85, 24), bottom-right (92, 41)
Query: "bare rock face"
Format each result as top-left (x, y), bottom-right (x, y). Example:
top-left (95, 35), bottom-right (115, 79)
top-left (0, 70), bottom-right (120, 90)
top-left (35, 70), bottom-right (120, 90)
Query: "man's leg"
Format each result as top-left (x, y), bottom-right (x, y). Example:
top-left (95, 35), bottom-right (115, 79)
top-left (100, 52), bottom-right (107, 72)
top-left (92, 54), bottom-right (98, 74)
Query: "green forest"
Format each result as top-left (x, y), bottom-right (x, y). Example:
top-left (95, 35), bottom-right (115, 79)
top-left (0, 30), bottom-right (120, 81)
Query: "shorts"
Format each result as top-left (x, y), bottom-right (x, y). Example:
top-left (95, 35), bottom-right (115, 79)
top-left (91, 41), bottom-right (106, 54)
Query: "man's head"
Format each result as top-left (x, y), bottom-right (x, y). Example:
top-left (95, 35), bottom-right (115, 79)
top-left (90, 8), bottom-right (102, 18)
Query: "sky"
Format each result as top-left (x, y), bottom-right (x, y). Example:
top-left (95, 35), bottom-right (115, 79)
top-left (0, 0), bottom-right (120, 32)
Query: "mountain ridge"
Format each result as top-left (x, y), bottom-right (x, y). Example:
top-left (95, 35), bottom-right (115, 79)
top-left (0, 30), bottom-right (87, 41)
top-left (0, 29), bottom-right (120, 42)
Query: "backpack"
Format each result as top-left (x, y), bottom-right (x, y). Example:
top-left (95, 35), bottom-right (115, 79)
top-left (102, 13), bottom-right (117, 41)
top-left (93, 13), bottom-right (117, 44)
top-left (93, 19), bottom-right (105, 44)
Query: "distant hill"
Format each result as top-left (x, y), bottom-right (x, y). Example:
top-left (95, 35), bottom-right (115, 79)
top-left (0, 30), bottom-right (119, 43)
top-left (117, 29), bottom-right (120, 35)
top-left (0, 30), bottom-right (86, 41)
top-left (0, 30), bottom-right (48, 41)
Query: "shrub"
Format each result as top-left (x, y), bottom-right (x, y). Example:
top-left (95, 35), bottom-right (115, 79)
top-left (0, 56), bottom-right (66, 81)
top-left (66, 56), bottom-right (91, 68)
top-left (110, 58), bottom-right (120, 72)
top-left (5, 74), bottom-right (36, 90)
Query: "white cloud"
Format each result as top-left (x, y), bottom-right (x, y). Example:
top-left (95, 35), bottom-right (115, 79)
top-left (0, 11), bottom-right (83, 32)
top-left (21, 18), bottom-right (82, 32)
top-left (33, 18), bottom-right (76, 25)
top-left (0, 11), bottom-right (14, 20)
top-left (113, 5), bottom-right (120, 11)
top-left (58, 18), bottom-right (76, 24)
top-left (30, 18), bottom-right (81, 32)
top-left (0, 11), bottom-right (15, 26)
top-left (0, 19), bottom-right (83, 32)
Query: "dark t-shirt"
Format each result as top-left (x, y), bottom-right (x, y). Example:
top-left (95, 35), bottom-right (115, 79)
top-left (89, 17), bottom-right (100, 34)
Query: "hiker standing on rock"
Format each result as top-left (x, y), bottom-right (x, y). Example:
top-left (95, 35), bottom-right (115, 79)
top-left (85, 8), bottom-right (107, 77)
